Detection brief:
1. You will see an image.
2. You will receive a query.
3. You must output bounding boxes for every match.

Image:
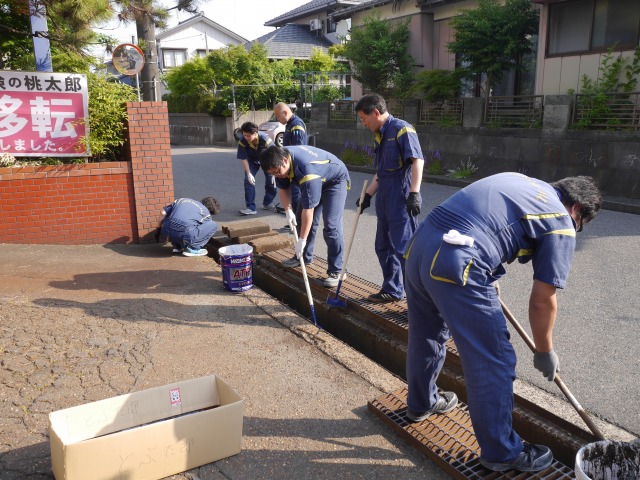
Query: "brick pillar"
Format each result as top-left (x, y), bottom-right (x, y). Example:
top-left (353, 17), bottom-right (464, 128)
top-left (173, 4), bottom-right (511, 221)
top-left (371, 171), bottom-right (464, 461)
top-left (126, 101), bottom-right (175, 243)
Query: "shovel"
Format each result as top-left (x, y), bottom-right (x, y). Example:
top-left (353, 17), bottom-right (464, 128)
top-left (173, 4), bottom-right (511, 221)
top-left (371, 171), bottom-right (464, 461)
top-left (495, 283), bottom-right (605, 440)
top-left (327, 180), bottom-right (368, 308)
top-left (289, 216), bottom-right (319, 327)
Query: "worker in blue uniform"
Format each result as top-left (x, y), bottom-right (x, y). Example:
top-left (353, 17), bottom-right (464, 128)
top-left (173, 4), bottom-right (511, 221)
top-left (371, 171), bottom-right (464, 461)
top-left (236, 122), bottom-right (276, 215)
top-left (260, 145), bottom-right (350, 288)
top-left (403, 173), bottom-right (601, 472)
top-left (355, 93), bottom-right (424, 303)
top-left (274, 102), bottom-right (308, 222)
top-left (155, 197), bottom-right (221, 257)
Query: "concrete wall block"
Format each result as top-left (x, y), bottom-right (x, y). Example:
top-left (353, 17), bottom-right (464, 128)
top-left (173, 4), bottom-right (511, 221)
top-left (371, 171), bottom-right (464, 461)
top-left (462, 98), bottom-right (486, 128)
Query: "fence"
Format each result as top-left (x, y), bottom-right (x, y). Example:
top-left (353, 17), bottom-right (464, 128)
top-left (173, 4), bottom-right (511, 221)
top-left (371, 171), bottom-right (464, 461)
top-left (573, 91), bottom-right (640, 131)
top-left (330, 100), bottom-right (357, 123)
top-left (418, 99), bottom-right (464, 126)
top-left (484, 95), bottom-right (544, 128)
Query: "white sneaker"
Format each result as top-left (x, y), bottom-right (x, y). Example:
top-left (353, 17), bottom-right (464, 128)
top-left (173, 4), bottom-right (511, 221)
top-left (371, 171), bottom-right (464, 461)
top-left (239, 208), bottom-right (257, 215)
top-left (262, 203), bottom-right (275, 210)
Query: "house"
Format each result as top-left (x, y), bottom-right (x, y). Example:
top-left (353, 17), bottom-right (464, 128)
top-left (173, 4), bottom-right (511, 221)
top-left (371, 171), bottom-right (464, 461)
top-left (155, 12), bottom-right (247, 98)
top-left (156, 12), bottom-right (247, 69)
top-left (323, 0), bottom-right (640, 98)
top-left (245, 24), bottom-right (334, 60)
top-left (531, 0), bottom-right (640, 95)
top-left (264, 0), bottom-right (366, 45)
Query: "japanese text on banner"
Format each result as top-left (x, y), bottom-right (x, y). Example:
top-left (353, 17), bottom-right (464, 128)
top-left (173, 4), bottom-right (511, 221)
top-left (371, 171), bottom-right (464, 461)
top-left (0, 71), bottom-right (89, 157)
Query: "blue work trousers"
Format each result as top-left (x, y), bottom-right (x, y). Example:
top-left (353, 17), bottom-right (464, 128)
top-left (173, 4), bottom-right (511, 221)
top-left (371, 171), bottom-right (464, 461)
top-left (166, 218), bottom-right (218, 250)
top-left (244, 161), bottom-right (277, 211)
top-left (375, 174), bottom-right (417, 298)
top-left (296, 181), bottom-right (347, 274)
top-left (405, 218), bottom-right (523, 463)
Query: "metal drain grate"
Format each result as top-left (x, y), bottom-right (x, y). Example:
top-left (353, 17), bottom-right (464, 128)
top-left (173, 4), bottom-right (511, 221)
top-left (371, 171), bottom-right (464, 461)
top-left (369, 388), bottom-right (576, 480)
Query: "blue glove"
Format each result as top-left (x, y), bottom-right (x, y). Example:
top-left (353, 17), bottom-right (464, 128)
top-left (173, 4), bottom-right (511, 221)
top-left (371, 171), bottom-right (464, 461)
top-left (406, 192), bottom-right (422, 216)
top-left (533, 350), bottom-right (559, 381)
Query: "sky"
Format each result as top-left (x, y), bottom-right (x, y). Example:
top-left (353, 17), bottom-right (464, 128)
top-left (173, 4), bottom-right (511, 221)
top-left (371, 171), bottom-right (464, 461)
top-left (92, 0), bottom-right (310, 58)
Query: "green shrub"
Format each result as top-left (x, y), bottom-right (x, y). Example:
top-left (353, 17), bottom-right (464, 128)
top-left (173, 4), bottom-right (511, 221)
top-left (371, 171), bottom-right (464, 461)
top-left (340, 140), bottom-right (375, 166)
top-left (447, 158), bottom-right (478, 179)
top-left (78, 73), bottom-right (139, 162)
top-left (425, 148), bottom-right (446, 175)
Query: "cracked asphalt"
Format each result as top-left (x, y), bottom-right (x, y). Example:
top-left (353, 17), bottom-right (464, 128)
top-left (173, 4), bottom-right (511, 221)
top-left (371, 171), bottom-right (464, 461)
top-left (0, 243), bottom-right (449, 480)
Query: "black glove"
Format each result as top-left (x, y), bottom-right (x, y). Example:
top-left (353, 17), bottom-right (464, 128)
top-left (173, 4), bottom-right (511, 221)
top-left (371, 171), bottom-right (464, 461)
top-left (533, 350), bottom-right (559, 381)
top-left (406, 192), bottom-right (422, 216)
top-left (356, 193), bottom-right (372, 213)
top-left (154, 227), bottom-right (162, 243)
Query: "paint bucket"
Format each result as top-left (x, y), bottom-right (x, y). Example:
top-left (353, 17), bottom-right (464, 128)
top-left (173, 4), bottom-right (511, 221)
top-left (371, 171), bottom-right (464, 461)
top-left (218, 244), bottom-right (253, 292)
top-left (575, 440), bottom-right (640, 480)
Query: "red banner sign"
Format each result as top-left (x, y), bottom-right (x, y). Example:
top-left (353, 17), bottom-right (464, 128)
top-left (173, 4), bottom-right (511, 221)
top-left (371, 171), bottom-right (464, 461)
top-left (0, 71), bottom-right (89, 157)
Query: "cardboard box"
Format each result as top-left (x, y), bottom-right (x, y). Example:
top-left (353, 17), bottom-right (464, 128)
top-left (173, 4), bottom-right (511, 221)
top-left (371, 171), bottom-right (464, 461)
top-left (49, 375), bottom-right (244, 480)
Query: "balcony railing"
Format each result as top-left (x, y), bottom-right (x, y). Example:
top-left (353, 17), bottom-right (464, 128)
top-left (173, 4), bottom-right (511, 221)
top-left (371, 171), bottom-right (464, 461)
top-left (418, 99), bottom-right (463, 126)
top-left (485, 95), bottom-right (544, 128)
top-left (572, 92), bottom-right (640, 131)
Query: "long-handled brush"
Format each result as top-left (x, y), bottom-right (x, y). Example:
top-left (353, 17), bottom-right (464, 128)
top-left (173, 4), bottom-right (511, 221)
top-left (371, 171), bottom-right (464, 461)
top-left (495, 283), bottom-right (605, 440)
top-left (327, 180), bottom-right (368, 308)
top-left (289, 217), bottom-right (319, 327)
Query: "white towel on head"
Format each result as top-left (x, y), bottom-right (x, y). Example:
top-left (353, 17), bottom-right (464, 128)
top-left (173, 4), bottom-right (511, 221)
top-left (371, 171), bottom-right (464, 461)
top-left (443, 229), bottom-right (475, 247)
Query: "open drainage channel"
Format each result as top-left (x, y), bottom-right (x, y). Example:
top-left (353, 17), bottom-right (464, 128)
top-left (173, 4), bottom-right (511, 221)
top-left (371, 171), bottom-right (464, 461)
top-left (252, 250), bottom-right (600, 478)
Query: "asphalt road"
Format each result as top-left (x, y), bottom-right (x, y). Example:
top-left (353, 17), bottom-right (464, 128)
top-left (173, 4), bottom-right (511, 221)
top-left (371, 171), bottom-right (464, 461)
top-left (171, 145), bottom-right (640, 438)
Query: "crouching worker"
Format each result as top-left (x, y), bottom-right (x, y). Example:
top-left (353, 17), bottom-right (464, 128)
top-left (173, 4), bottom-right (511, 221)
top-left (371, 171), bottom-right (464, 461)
top-left (404, 173), bottom-right (601, 473)
top-left (260, 145), bottom-right (350, 288)
top-left (155, 197), bottom-right (221, 257)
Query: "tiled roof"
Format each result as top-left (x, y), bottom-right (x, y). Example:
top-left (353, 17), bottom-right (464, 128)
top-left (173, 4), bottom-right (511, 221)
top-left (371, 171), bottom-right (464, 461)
top-left (245, 24), bottom-right (334, 60)
top-left (265, 0), bottom-right (365, 26)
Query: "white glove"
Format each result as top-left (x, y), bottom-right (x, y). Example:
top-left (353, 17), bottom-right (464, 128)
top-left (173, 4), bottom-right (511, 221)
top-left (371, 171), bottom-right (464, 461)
top-left (246, 172), bottom-right (256, 185)
top-left (285, 209), bottom-right (297, 227)
top-left (270, 175), bottom-right (276, 187)
top-left (443, 229), bottom-right (475, 247)
top-left (295, 238), bottom-right (306, 259)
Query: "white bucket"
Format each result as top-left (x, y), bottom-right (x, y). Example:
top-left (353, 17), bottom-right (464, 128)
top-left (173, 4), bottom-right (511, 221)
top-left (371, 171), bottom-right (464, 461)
top-left (575, 440), bottom-right (640, 480)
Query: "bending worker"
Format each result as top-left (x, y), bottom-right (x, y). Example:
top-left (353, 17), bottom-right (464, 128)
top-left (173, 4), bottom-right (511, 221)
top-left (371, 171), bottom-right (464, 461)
top-left (404, 173), bottom-right (601, 473)
top-left (236, 121), bottom-right (277, 215)
top-left (260, 145), bottom-right (349, 288)
top-left (155, 197), bottom-right (221, 257)
top-left (354, 93), bottom-right (424, 303)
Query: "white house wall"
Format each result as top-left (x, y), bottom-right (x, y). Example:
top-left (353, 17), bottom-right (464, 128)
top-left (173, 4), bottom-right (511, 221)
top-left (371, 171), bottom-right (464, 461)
top-left (159, 23), bottom-right (242, 60)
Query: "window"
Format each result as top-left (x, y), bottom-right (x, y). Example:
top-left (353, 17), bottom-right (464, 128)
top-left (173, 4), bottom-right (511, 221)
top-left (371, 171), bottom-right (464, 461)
top-left (196, 49), bottom-right (208, 58)
top-left (548, 0), bottom-right (640, 55)
top-left (162, 49), bottom-right (187, 69)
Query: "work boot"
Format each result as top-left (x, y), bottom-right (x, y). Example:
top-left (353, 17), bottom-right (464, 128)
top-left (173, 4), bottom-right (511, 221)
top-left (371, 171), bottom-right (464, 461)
top-left (281, 256), bottom-right (312, 268)
top-left (323, 272), bottom-right (346, 288)
top-left (368, 290), bottom-right (402, 303)
top-left (480, 444), bottom-right (553, 472)
top-left (406, 392), bottom-right (458, 422)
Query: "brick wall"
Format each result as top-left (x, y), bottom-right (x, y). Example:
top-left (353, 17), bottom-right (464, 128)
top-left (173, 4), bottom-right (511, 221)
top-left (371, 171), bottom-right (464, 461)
top-left (126, 101), bottom-right (175, 242)
top-left (0, 162), bottom-right (137, 244)
top-left (0, 101), bottom-right (174, 245)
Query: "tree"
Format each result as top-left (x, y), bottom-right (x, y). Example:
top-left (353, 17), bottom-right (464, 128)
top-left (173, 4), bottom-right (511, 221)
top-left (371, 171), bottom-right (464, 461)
top-left (447, 0), bottom-right (539, 96)
top-left (112, 0), bottom-right (204, 101)
top-left (0, 0), bottom-right (112, 71)
top-left (342, 13), bottom-right (414, 94)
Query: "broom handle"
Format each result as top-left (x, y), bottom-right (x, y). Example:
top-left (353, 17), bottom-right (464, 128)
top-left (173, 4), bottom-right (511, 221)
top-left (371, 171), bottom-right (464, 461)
top-left (337, 180), bottom-right (368, 280)
top-left (498, 297), bottom-right (605, 440)
top-left (290, 218), bottom-right (317, 326)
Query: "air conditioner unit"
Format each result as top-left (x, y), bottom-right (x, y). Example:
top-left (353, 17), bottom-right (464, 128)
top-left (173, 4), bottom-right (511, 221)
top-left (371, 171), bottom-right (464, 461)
top-left (309, 19), bottom-right (322, 31)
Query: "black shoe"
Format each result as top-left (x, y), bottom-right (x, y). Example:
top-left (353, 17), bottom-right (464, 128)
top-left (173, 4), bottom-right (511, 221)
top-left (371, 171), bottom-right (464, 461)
top-left (480, 444), bottom-right (553, 472)
top-left (368, 290), bottom-right (402, 303)
top-left (406, 392), bottom-right (458, 422)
